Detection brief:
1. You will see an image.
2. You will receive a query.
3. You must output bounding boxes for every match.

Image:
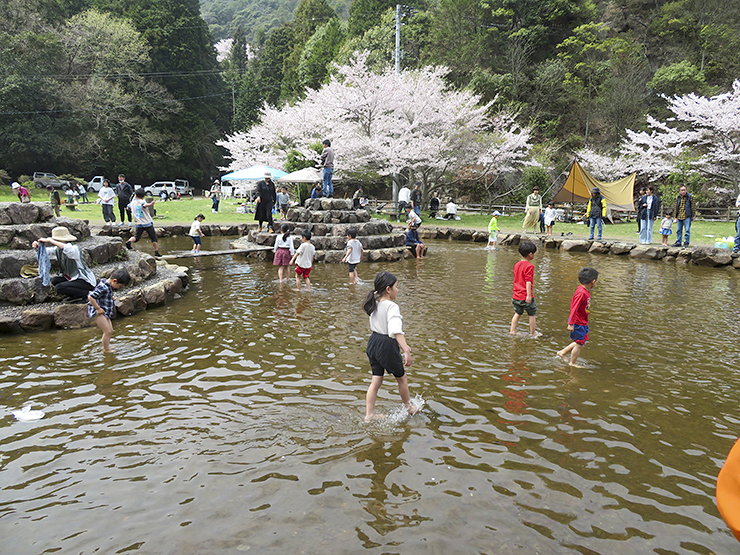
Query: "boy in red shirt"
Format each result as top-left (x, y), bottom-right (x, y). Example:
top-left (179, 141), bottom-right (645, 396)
top-left (557, 267), bottom-right (599, 367)
top-left (509, 241), bottom-right (537, 337)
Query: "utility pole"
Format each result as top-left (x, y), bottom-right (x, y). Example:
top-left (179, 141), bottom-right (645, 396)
top-left (392, 4), bottom-right (401, 218)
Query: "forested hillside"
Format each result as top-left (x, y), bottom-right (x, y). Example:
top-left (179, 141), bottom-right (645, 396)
top-left (1, 0), bottom-right (739, 194)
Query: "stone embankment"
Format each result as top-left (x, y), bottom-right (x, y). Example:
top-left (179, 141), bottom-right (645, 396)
top-left (232, 198), bottom-right (411, 262)
top-left (414, 225), bottom-right (740, 269)
top-left (0, 202), bottom-right (191, 335)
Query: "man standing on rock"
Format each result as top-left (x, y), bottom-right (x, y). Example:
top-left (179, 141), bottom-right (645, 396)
top-left (115, 174), bottom-right (133, 226)
top-left (254, 171), bottom-right (276, 233)
top-left (320, 139), bottom-right (334, 197)
top-left (672, 186), bottom-right (694, 247)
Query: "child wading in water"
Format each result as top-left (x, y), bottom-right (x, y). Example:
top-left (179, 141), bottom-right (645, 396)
top-left (486, 211), bottom-right (501, 249)
top-left (189, 214), bottom-right (205, 252)
top-left (557, 267), bottom-right (599, 367)
top-left (660, 210), bottom-right (674, 247)
top-left (87, 268), bottom-right (131, 352)
top-left (273, 223), bottom-right (295, 283)
top-left (290, 229), bottom-right (316, 291)
top-left (363, 271), bottom-right (418, 421)
top-left (341, 228), bottom-right (363, 284)
top-left (510, 241), bottom-right (538, 337)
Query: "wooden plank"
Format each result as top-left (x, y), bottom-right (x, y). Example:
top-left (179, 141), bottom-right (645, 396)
top-left (161, 246), bottom-right (272, 260)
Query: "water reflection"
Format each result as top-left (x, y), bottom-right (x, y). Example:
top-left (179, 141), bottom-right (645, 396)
top-left (1, 236), bottom-right (738, 554)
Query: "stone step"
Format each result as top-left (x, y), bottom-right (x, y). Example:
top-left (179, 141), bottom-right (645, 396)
top-left (286, 206), bottom-right (371, 224)
top-left (303, 198), bottom-right (354, 211)
top-left (95, 222), bottom-right (252, 238)
top-left (0, 217), bottom-right (92, 249)
top-left (248, 231), bottom-right (404, 251)
top-left (0, 248), bottom-right (158, 306)
top-left (0, 259), bottom-right (188, 333)
top-left (0, 202), bottom-right (55, 225)
top-left (0, 235), bottom-right (123, 280)
top-left (249, 219), bottom-right (393, 240)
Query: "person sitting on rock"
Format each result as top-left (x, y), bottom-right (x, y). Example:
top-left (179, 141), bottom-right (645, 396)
top-left (311, 183), bottom-right (323, 199)
top-left (32, 226), bottom-right (96, 303)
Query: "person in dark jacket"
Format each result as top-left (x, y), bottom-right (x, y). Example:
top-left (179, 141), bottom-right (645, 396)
top-left (115, 174), bottom-right (133, 225)
top-left (672, 185), bottom-right (694, 247)
top-left (586, 187), bottom-right (607, 241)
top-left (254, 171), bottom-right (276, 232)
top-left (638, 186), bottom-right (661, 244)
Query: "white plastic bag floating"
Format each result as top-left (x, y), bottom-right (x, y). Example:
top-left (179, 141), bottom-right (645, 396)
top-left (12, 405), bottom-right (45, 422)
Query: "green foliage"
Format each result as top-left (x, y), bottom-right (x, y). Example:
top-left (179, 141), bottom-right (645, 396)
top-left (200, 0), bottom-right (300, 41)
top-left (233, 66), bottom-right (264, 131)
top-left (347, 0), bottom-right (396, 38)
top-left (285, 149), bottom-right (316, 172)
top-left (257, 23), bottom-right (295, 106)
top-left (298, 19), bottom-right (345, 90)
top-left (648, 60), bottom-right (708, 97)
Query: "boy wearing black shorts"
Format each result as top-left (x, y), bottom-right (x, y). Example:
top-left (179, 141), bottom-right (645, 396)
top-left (126, 189), bottom-right (162, 258)
top-left (509, 241), bottom-right (537, 337)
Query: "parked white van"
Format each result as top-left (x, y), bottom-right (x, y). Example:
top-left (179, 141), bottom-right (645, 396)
top-left (145, 179), bottom-right (193, 199)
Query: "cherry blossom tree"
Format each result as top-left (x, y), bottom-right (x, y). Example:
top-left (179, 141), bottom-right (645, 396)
top-left (217, 52), bottom-right (533, 200)
top-left (578, 80), bottom-right (740, 190)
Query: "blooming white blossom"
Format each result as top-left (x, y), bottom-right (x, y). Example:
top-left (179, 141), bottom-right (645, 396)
top-left (617, 80), bottom-right (740, 186)
top-left (215, 39), bottom-right (232, 63)
top-left (217, 52), bottom-right (533, 195)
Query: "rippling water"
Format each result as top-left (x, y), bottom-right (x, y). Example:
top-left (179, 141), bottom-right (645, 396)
top-left (2, 236), bottom-right (739, 554)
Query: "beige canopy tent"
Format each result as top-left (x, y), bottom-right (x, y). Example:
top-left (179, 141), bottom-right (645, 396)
top-left (551, 161), bottom-right (636, 221)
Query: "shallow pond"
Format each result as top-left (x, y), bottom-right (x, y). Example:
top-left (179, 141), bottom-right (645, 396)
top-left (2, 236), bottom-right (739, 554)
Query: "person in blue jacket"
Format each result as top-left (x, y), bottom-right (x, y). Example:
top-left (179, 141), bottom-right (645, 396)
top-left (405, 225), bottom-right (427, 258)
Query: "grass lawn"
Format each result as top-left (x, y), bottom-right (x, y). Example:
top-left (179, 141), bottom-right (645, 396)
top-left (2, 189), bottom-right (736, 247)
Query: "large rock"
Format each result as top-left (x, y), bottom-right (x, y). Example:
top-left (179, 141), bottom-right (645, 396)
top-left (142, 282), bottom-right (167, 306)
top-left (20, 308), bottom-right (54, 331)
top-left (561, 240), bottom-right (590, 252)
top-left (0, 202), bottom-right (53, 225)
top-left (0, 316), bottom-right (23, 334)
top-left (629, 245), bottom-right (666, 260)
top-left (450, 228), bottom-right (474, 241)
top-left (691, 246), bottom-right (732, 266)
top-left (499, 233), bottom-right (520, 246)
top-left (54, 304), bottom-right (93, 329)
top-left (609, 242), bottom-right (634, 255)
top-left (589, 241), bottom-right (610, 254)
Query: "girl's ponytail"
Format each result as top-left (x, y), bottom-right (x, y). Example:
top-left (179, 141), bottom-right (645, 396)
top-left (281, 223), bottom-right (290, 242)
top-left (363, 271), bottom-right (397, 315)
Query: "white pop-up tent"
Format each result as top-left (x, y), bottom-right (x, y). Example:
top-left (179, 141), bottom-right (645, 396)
top-left (276, 167), bottom-right (323, 183)
top-left (220, 165), bottom-right (288, 181)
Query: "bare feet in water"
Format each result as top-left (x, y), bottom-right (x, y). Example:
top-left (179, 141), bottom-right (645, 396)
top-left (364, 413), bottom-right (387, 422)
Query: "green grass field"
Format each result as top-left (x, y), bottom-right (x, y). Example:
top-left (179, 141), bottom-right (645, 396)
top-left (2, 189), bottom-right (736, 247)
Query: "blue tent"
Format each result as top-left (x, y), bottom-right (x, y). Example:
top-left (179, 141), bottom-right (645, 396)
top-left (221, 165), bottom-right (287, 181)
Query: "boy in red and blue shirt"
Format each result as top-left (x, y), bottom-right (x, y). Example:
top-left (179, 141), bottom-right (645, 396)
top-left (557, 267), bottom-right (599, 367)
top-left (509, 241), bottom-right (537, 337)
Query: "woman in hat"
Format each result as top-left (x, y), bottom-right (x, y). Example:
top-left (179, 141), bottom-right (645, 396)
top-left (32, 227), bottom-right (96, 302)
top-left (210, 179), bottom-right (221, 213)
top-left (12, 182), bottom-right (31, 203)
top-left (254, 171), bottom-right (276, 232)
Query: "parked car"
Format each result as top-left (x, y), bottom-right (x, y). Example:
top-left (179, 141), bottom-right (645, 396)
top-left (87, 176), bottom-right (106, 192)
top-left (33, 172), bottom-right (71, 189)
top-left (145, 179), bottom-right (193, 199)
